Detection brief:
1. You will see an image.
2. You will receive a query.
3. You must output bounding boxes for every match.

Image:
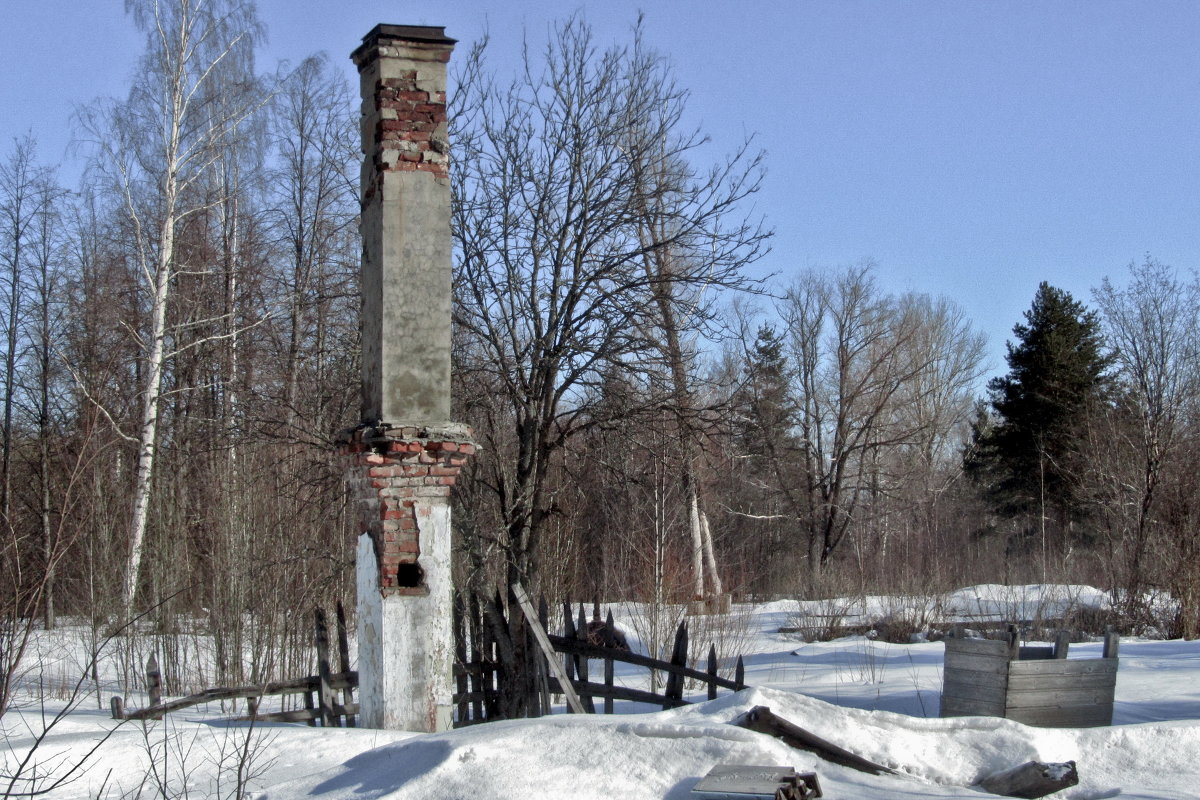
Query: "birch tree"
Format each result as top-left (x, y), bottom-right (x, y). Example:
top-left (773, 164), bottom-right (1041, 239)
top-left (80, 0), bottom-right (265, 618)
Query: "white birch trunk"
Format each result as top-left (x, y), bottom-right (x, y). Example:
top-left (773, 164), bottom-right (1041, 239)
top-left (687, 484), bottom-right (705, 600)
top-left (700, 507), bottom-right (723, 596)
top-left (121, 208), bottom-right (174, 617)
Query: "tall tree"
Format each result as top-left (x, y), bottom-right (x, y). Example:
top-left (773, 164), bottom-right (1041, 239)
top-left (970, 281), bottom-right (1112, 568)
top-left (451, 17), bottom-right (767, 591)
top-left (1091, 259), bottom-right (1200, 624)
top-left (0, 137), bottom-right (53, 531)
top-left (728, 264), bottom-right (984, 590)
top-left (79, 0), bottom-right (265, 618)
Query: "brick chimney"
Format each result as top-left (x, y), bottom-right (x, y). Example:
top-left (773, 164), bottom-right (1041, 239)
top-left (344, 24), bottom-right (472, 733)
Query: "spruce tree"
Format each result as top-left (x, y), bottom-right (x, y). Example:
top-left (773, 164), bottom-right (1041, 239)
top-left (739, 325), bottom-right (795, 463)
top-left (974, 282), bottom-right (1112, 524)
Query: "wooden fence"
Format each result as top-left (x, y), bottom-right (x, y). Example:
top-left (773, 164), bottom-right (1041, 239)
top-left (112, 605), bottom-right (358, 727)
top-left (111, 594), bottom-right (748, 730)
top-left (940, 626), bottom-right (1119, 728)
top-left (451, 592), bottom-right (746, 727)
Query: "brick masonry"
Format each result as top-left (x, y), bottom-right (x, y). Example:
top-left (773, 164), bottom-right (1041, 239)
top-left (353, 36), bottom-right (452, 206)
top-left (343, 428), bottom-right (474, 597)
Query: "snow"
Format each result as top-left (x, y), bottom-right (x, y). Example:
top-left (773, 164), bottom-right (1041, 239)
top-left (5, 585), bottom-right (1200, 799)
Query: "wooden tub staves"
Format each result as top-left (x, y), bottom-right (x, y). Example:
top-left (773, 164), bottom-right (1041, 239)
top-left (940, 627), bottom-right (1119, 728)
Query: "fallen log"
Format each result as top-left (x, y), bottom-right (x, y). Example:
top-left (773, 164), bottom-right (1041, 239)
top-left (977, 760), bottom-right (1078, 799)
top-left (732, 706), bottom-right (895, 776)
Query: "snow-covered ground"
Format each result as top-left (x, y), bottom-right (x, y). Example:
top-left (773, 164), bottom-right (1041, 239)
top-left (4, 585), bottom-right (1199, 799)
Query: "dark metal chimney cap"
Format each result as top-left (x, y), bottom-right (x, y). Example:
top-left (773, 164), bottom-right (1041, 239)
top-left (362, 24), bottom-right (457, 46)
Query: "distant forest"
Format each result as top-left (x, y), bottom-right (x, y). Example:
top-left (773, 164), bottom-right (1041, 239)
top-left (4, 1), bottom-right (1199, 701)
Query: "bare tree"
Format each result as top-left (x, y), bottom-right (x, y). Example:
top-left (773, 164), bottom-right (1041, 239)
top-left (0, 137), bottom-right (50, 531)
top-left (451, 16), bottom-right (768, 592)
top-left (267, 53), bottom-right (359, 438)
top-left (78, 0), bottom-right (265, 619)
top-left (744, 263), bottom-right (985, 587)
top-left (1091, 258), bottom-right (1200, 626)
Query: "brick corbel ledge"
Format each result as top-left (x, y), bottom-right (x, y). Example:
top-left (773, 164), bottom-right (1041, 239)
top-left (341, 426), bottom-right (474, 597)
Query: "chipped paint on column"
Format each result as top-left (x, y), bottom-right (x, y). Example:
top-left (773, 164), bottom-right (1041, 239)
top-left (356, 503), bottom-right (454, 731)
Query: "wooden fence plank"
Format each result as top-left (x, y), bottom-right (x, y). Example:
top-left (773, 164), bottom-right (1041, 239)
top-left (546, 635), bottom-right (743, 690)
top-left (1103, 630), bottom-right (1120, 659)
top-left (315, 609), bottom-right (339, 727)
top-left (707, 644), bottom-right (718, 701)
top-left (575, 605), bottom-right (596, 714)
top-left (454, 593), bottom-right (469, 725)
top-left (941, 695), bottom-right (1007, 717)
top-left (561, 602), bottom-right (578, 713)
top-left (121, 670), bottom-right (359, 721)
top-left (145, 654), bottom-right (163, 719)
top-left (536, 595), bottom-right (551, 717)
top-left (336, 603), bottom-right (356, 728)
top-left (604, 610), bottom-right (616, 714)
top-left (546, 678), bottom-right (695, 708)
top-left (663, 621), bottom-right (688, 709)
top-left (1053, 631), bottom-right (1070, 659)
top-left (943, 664), bottom-right (1009, 691)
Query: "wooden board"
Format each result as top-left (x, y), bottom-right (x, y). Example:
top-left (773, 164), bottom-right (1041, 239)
top-left (941, 694), bottom-right (1006, 718)
top-left (945, 638), bottom-right (1009, 658)
top-left (1006, 704), bottom-right (1112, 728)
top-left (943, 663), bottom-right (1008, 689)
top-left (942, 676), bottom-right (1006, 706)
top-left (1009, 659), bottom-right (1117, 678)
top-left (1007, 671), bottom-right (1116, 693)
top-left (1005, 686), bottom-right (1116, 710)
top-left (944, 650), bottom-right (1009, 676)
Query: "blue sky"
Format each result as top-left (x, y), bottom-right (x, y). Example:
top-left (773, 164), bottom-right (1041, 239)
top-left (3, 1), bottom-right (1198, 378)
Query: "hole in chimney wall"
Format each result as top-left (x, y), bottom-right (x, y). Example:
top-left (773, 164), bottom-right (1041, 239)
top-left (396, 561), bottom-right (425, 589)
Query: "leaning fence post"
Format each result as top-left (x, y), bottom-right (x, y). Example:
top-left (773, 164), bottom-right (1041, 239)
top-left (314, 608), bottom-right (338, 727)
top-left (145, 653), bottom-right (163, 719)
top-left (511, 583), bottom-right (585, 714)
top-left (664, 621), bottom-right (688, 709)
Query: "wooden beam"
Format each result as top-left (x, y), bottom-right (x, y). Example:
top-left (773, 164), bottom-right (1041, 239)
top-left (511, 583), bottom-right (586, 714)
top-left (734, 705), bottom-right (895, 776)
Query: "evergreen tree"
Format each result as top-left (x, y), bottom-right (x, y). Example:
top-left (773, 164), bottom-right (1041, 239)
top-left (738, 325), bottom-right (795, 464)
top-left (973, 282), bottom-right (1112, 525)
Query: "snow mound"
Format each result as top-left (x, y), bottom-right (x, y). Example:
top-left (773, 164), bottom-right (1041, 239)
top-left (253, 688), bottom-right (1200, 800)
